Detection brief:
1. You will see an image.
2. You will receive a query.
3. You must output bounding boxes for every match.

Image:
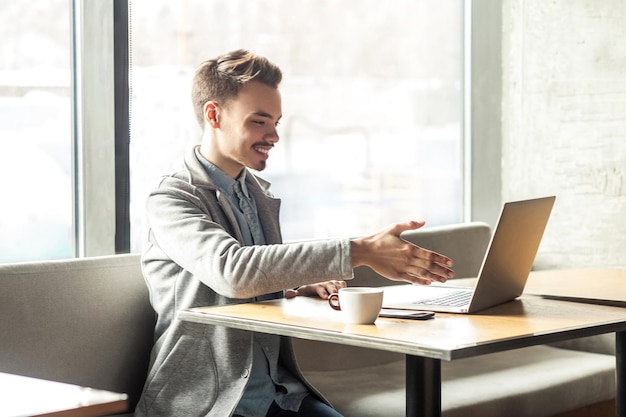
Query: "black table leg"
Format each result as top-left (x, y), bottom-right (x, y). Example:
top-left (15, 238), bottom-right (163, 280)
top-left (406, 355), bottom-right (442, 417)
top-left (617, 331), bottom-right (626, 417)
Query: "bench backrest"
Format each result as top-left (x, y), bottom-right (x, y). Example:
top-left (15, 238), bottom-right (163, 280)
top-left (0, 254), bottom-right (154, 412)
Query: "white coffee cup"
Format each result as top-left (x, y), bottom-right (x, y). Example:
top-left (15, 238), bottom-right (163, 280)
top-left (328, 287), bottom-right (384, 324)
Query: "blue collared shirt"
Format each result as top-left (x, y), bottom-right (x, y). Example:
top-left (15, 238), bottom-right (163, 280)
top-left (195, 152), bottom-right (263, 246)
top-left (195, 149), bottom-right (308, 416)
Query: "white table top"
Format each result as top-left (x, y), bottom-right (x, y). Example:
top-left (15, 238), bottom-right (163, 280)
top-left (0, 372), bottom-right (128, 417)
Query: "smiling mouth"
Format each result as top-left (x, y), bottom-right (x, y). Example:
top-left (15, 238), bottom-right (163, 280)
top-left (254, 145), bottom-right (272, 156)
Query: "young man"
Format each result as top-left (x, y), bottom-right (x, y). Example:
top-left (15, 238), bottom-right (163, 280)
top-left (135, 49), bottom-right (454, 417)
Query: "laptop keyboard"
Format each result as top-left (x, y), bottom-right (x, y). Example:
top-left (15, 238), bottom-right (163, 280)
top-left (416, 290), bottom-right (472, 307)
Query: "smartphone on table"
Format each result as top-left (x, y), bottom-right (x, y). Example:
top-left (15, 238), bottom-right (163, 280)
top-left (379, 309), bottom-right (435, 320)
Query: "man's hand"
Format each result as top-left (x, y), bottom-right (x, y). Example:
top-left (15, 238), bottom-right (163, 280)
top-left (350, 220), bottom-right (455, 285)
top-left (285, 280), bottom-right (347, 300)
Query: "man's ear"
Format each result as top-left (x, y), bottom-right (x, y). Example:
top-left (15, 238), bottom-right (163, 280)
top-left (203, 101), bottom-right (220, 128)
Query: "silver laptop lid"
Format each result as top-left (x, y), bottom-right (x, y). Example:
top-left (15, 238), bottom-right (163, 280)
top-left (467, 196), bottom-right (555, 312)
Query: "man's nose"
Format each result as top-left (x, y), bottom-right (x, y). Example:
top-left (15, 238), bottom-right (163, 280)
top-left (267, 128), bottom-right (280, 143)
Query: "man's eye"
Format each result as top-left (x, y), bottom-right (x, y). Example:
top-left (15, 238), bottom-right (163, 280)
top-left (253, 120), bottom-right (265, 125)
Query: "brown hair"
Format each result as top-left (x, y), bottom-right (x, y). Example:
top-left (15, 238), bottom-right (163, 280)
top-left (191, 49), bottom-right (283, 127)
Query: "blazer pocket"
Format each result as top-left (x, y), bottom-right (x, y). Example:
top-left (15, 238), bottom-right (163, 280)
top-left (144, 334), bottom-right (218, 415)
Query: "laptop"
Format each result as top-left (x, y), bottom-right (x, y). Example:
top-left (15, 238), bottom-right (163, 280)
top-left (382, 196), bottom-right (556, 314)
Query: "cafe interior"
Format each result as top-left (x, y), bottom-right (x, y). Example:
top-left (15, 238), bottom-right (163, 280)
top-left (0, 1), bottom-right (625, 416)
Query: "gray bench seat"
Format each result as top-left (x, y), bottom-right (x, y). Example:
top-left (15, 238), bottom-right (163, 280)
top-left (302, 345), bottom-right (615, 417)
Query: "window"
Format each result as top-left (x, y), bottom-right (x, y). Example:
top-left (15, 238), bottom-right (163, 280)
top-left (0, 1), bottom-right (465, 263)
top-left (129, 0), bottom-right (464, 250)
top-left (0, 1), bottom-right (73, 262)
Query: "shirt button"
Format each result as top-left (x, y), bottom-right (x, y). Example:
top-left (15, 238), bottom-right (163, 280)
top-left (241, 368), bottom-right (250, 378)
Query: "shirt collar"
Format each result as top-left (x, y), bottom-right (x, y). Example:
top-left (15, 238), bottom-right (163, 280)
top-left (195, 148), bottom-right (250, 198)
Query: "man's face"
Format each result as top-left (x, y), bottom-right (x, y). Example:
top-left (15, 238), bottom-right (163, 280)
top-left (213, 81), bottom-right (282, 177)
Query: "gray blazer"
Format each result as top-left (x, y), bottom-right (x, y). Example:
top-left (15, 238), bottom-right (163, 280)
top-left (135, 147), bottom-right (353, 417)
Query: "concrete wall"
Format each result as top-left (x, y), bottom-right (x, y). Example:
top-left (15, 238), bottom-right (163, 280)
top-left (499, 0), bottom-right (626, 268)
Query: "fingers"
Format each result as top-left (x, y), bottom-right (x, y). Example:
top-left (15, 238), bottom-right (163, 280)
top-left (314, 280), bottom-right (347, 299)
top-left (413, 248), bottom-right (455, 282)
top-left (401, 246), bottom-right (454, 284)
top-left (292, 281), bottom-right (347, 299)
top-left (381, 243), bottom-right (454, 286)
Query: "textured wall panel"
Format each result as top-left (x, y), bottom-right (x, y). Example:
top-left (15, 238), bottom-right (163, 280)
top-left (502, 0), bottom-right (626, 268)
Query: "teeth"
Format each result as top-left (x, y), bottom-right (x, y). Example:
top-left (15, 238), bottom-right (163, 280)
top-left (255, 147), bottom-right (269, 154)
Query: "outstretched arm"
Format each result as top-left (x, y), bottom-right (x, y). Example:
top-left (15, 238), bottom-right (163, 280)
top-left (287, 220), bottom-right (455, 300)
